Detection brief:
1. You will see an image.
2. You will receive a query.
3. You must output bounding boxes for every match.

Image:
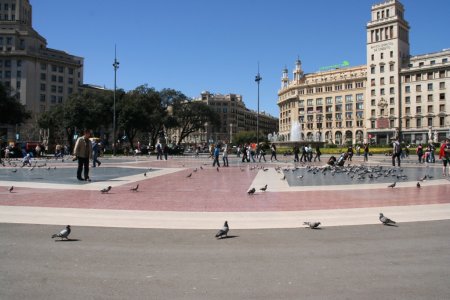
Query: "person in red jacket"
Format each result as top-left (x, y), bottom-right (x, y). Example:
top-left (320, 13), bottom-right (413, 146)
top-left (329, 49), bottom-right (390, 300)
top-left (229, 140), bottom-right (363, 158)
top-left (438, 138), bottom-right (450, 177)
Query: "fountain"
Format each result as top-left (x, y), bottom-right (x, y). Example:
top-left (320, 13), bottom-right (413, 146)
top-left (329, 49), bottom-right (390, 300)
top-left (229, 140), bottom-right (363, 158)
top-left (290, 120), bottom-right (302, 142)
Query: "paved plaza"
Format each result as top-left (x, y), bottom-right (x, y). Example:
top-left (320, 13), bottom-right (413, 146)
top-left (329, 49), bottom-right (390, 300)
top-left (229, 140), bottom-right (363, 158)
top-left (1, 154), bottom-right (450, 299)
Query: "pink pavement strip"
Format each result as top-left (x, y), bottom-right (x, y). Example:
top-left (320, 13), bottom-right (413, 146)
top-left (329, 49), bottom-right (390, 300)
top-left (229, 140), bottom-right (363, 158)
top-left (1, 157), bottom-right (450, 213)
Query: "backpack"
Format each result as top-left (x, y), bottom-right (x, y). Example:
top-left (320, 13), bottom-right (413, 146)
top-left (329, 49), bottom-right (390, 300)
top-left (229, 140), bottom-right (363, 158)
top-left (394, 142), bottom-right (401, 154)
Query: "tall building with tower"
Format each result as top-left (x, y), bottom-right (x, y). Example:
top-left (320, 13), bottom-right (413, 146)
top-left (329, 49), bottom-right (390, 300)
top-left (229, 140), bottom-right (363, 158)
top-left (0, 0), bottom-right (84, 141)
top-left (277, 0), bottom-right (449, 145)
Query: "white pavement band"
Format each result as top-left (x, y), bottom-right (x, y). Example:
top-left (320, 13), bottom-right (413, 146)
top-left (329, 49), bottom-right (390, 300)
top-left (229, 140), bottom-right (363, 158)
top-left (1, 204), bottom-right (449, 229)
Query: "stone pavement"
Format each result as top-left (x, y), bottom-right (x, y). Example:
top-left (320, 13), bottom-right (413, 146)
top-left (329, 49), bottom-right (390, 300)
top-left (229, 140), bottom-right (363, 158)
top-left (1, 154), bottom-right (449, 229)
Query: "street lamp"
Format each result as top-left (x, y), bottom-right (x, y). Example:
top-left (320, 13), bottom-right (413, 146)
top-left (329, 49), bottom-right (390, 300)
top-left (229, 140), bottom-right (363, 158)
top-left (230, 123), bottom-right (233, 144)
top-left (112, 45), bottom-right (120, 156)
top-left (255, 63), bottom-right (262, 146)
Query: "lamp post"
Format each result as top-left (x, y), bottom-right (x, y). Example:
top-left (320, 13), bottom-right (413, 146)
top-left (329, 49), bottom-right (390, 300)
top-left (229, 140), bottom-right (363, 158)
top-left (230, 123), bottom-right (233, 144)
top-left (112, 45), bottom-right (120, 156)
top-left (255, 63), bottom-right (262, 146)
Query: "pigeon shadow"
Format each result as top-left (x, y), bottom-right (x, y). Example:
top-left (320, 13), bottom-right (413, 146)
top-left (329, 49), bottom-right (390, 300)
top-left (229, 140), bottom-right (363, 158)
top-left (218, 235), bottom-right (239, 239)
top-left (383, 224), bottom-right (399, 227)
top-left (54, 238), bottom-right (81, 242)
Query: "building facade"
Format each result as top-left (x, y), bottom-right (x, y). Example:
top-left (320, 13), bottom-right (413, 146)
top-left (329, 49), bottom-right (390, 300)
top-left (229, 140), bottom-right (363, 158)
top-left (174, 91), bottom-right (278, 145)
top-left (0, 0), bottom-right (84, 142)
top-left (278, 0), bottom-right (450, 145)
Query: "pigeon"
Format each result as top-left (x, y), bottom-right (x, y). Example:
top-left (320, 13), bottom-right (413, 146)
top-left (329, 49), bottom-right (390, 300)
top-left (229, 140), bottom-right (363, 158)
top-left (100, 186), bottom-right (112, 193)
top-left (51, 225), bottom-right (71, 240)
top-left (186, 173), bottom-right (192, 178)
top-left (130, 184), bottom-right (139, 192)
top-left (260, 184), bottom-right (268, 192)
top-left (416, 182), bottom-right (421, 188)
top-left (247, 188), bottom-right (256, 195)
top-left (144, 172), bottom-right (147, 177)
top-left (200, 166), bottom-right (203, 170)
top-left (11, 169), bottom-right (17, 173)
top-left (388, 182), bottom-right (396, 188)
top-left (215, 221), bottom-right (229, 239)
top-left (281, 175), bottom-right (286, 180)
top-left (379, 213), bottom-right (396, 225)
top-left (303, 221), bottom-right (321, 229)
top-left (419, 175), bottom-right (427, 181)
top-left (9, 186), bottom-right (14, 193)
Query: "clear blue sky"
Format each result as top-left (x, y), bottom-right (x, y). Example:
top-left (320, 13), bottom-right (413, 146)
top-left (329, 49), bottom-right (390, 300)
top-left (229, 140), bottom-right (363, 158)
top-left (32, 0), bottom-right (449, 117)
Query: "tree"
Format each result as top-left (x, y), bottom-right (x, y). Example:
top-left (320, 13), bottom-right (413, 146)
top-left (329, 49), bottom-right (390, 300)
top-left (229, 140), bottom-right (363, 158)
top-left (0, 83), bottom-right (30, 125)
top-left (170, 100), bottom-right (220, 145)
top-left (117, 85), bottom-right (161, 150)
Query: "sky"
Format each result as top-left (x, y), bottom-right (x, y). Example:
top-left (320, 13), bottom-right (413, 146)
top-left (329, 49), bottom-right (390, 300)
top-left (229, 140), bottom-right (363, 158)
top-left (32, 0), bottom-right (450, 117)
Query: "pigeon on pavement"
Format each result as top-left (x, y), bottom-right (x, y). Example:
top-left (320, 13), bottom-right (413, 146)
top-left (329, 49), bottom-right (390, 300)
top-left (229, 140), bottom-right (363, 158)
top-left (215, 221), bottom-right (229, 239)
top-left (416, 182), bottom-right (421, 188)
top-left (379, 213), bottom-right (396, 225)
top-left (51, 225), bottom-right (71, 240)
top-left (130, 184), bottom-right (139, 192)
top-left (186, 173), bottom-right (192, 178)
top-left (388, 182), bottom-right (396, 188)
top-left (260, 184), bottom-right (268, 192)
top-left (9, 186), bottom-right (14, 193)
top-left (247, 188), bottom-right (256, 195)
top-left (303, 221), bottom-right (321, 229)
top-left (101, 186), bottom-right (112, 193)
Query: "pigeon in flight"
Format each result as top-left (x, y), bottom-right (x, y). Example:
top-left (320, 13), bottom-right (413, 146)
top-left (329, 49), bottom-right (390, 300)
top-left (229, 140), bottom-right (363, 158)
top-left (130, 184), bottom-right (139, 192)
top-left (416, 182), bottom-right (421, 188)
top-left (9, 186), bottom-right (14, 193)
top-left (379, 213), bottom-right (396, 225)
top-left (51, 225), bottom-right (71, 240)
top-left (215, 221), bottom-right (229, 239)
top-left (303, 221), bottom-right (321, 229)
top-left (247, 188), bottom-right (256, 195)
top-left (260, 184), bottom-right (268, 192)
top-left (387, 182), bottom-right (396, 188)
top-left (101, 186), bottom-right (112, 193)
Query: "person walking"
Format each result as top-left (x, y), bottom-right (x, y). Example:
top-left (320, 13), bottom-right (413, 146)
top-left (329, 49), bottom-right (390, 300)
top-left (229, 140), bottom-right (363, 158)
top-left (212, 144), bottom-right (221, 167)
top-left (392, 138), bottom-right (401, 167)
top-left (92, 140), bottom-right (101, 167)
top-left (293, 145), bottom-right (300, 162)
top-left (270, 143), bottom-right (278, 162)
top-left (73, 129), bottom-right (93, 181)
top-left (258, 143), bottom-right (266, 162)
top-left (438, 138), bottom-right (450, 177)
top-left (156, 141), bottom-right (163, 160)
top-left (416, 144), bottom-right (424, 163)
top-left (313, 145), bottom-right (321, 162)
top-left (222, 142), bottom-right (229, 167)
top-left (363, 143), bottom-right (369, 162)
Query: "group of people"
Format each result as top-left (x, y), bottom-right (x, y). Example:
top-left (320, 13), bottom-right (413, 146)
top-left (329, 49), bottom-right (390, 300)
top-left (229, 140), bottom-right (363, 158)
top-left (293, 145), bottom-right (321, 163)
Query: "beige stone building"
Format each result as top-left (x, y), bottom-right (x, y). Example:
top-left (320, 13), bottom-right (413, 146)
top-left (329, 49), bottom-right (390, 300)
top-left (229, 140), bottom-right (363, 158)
top-left (174, 91), bottom-right (278, 145)
top-left (278, 0), bottom-right (450, 145)
top-left (0, 0), bottom-right (84, 141)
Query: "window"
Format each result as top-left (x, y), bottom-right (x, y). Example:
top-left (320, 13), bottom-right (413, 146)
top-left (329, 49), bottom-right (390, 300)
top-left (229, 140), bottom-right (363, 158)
top-left (371, 54), bottom-right (374, 61)
top-left (16, 71), bottom-right (21, 78)
top-left (68, 78), bottom-right (73, 84)
top-left (371, 79), bottom-right (375, 86)
top-left (335, 84), bottom-right (342, 91)
top-left (440, 104), bottom-right (445, 112)
top-left (58, 96), bottom-right (63, 104)
top-left (356, 93), bottom-right (363, 101)
top-left (371, 89), bottom-right (376, 96)
top-left (316, 98), bottom-right (323, 106)
top-left (440, 93), bottom-right (445, 100)
top-left (390, 108), bottom-right (394, 115)
top-left (443, 58), bottom-right (448, 64)
top-left (380, 88), bottom-right (385, 95)
top-left (17, 60), bottom-right (22, 67)
top-left (430, 60), bottom-right (435, 65)
top-left (345, 83), bottom-right (353, 89)
top-left (405, 75), bottom-right (410, 83)
top-left (428, 105), bottom-right (433, 113)
top-left (381, 53), bottom-right (384, 59)
top-left (345, 104), bottom-right (353, 111)
top-left (41, 63), bottom-right (47, 71)
top-left (16, 81), bottom-right (21, 89)
top-left (51, 85), bottom-right (56, 92)
top-left (389, 64), bottom-right (394, 71)
top-left (371, 109), bottom-right (375, 116)
top-left (371, 99), bottom-right (376, 106)
top-left (406, 119), bottom-right (410, 128)
top-left (390, 87), bottom-right (394, 94)
top-left (68, 87), bottom-right (73, 94)
top-left (307, 99), bottom-right (313, 106)
top-left (51, 65), bottom-right (57, 72)
top-left (427, 83), bottom-right (433, 91)
top-left (68, 68), bottom-right (74, 75)
top-left (405, 107), bottom-right (410, 114)
top-left (405, 86), bottom-right (410, 93)
top-left (390, 51), bottom-right (393, 58)
top-left (58, 86), bottom-right (63, 93)
top-left (371, 121), bottom-right (375, 129)
top-left (416, 85), bottom-right (421, 92)
top-left (428, 118), bottom-right (433, 127)
top-left (58, 66), bottom-right (64, 73)
top-left (416, 95), bottom-right (422, 103)
top-left (419, 62), bottom-right (424, 67)
top-left (439, 71), bottom-right (445, 78)
top-left (440, 82), bottom-right (446, 90)
top-left (51, 95), bottom-right (57, 103)
top-left (370, 66), bottom-right (375, 74)
top-left (380, 77), bottom-right (385, 85)
top-left (380, 65), bottom-right (385, 73)
top-left (428, 94), bottom-right (433, 102)
top-left (335, 96), bottom-right (342, 104)
top-left (51, 75), bottom-right (56, 82)
top-left (40, 84), bottom-right (46, 92)
top-left (389, 97), bottom-right (394, 105)
top-left (416, 118), bottom-right (422, 128)
top-left (58, 76), bottom-right (63, 83)
top-left (390, 76), bottom-right (394, 84)
top-left (427, 72), bottom-right (433, 80)
top-left (325, 86), bottom-right (332, 92)
top-left (40, 94), bottom-right (46, 102)
top-left (416, 74), bottom-right (421, 81)
top-left (416, 106), bottom-right (422, 113)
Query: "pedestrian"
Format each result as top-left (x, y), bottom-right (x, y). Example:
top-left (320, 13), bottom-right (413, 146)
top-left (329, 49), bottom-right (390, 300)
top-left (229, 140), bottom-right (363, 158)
top-left (270, 143), bottom-right (278, 162)
top-left (392, 138), bottom-right (401, 167)
top-left (347, 145), bottom-right (354, 161)
top-left (156, 141), bottom-right (163, 160)
top-left (293, 144), bottom-right (300, 162)
top-left (438, 138), bottom-right (450, 177)
top-left (163, 144), bottom-right (169, 160)
top-left (307, 145), bottom-right (313, 162)
top-left (222, 142), bottom-right (229, 167)
top-left (22, 153), bottom-right (32, 167)
top-left (73, 129), bottom-right (93, 181)
top-left (356, 145), bottom-right (361, 156)
top-left (363, 143), bottom-right (369, 162)
top-left (416, 144), bottom-right (424, 163)
top-left (92, 140), bottom-right (101, 167)
top-left (313, 145), bottom-right (321, 162)
top-left (300, 145), bottom-right (307, 162)
top-left (258, 143), bottom-right (266, 162)
top-left (241, 144), bottom-right (248, 162)
top-left (212, 144), bottom-right (221, 167)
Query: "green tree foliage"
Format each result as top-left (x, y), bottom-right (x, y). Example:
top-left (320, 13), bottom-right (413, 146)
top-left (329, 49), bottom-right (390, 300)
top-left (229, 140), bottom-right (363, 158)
top-left (170, 100), bottom-right (220, 145)
top-left (233, 131), bottom-right (268, 146)
top-left (0, 83), bottom-right (30, 125)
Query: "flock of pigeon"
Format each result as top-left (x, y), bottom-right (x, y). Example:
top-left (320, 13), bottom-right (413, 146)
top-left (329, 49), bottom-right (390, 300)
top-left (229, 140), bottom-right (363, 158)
top-left (51, 212), bottom-right (396, 242)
